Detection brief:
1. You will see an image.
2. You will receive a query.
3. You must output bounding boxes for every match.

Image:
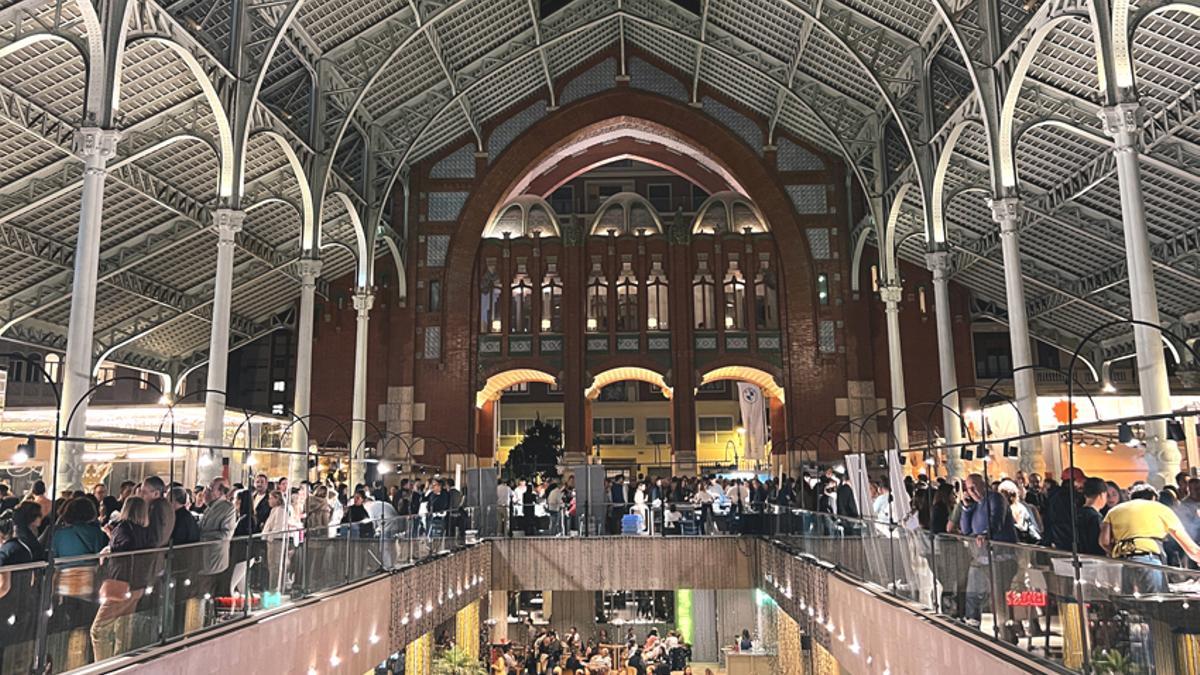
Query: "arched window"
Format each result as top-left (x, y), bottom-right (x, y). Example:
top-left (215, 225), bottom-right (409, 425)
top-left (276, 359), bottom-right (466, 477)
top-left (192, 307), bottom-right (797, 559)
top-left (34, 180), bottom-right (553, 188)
top-left (755, 258), bottom-right (779, 329)
top-left (510, 261), bottom-right (533, 334)
top-left (587, 261), bottom-right (608, 333)
top-left (7, 356), bottom-right (24, 383)
top-left (541, 261), bottom-right (563, 332)
top-left (96, 362), bottom-right (116, 385)
top-left (692, 258), bottom-right (716, 330)
top-left (480, 262), bottom-right (502, 333)
top-left (646, 259), bottom-right (669, 331)
top-left (723, 259), bottom-right (747, 330)
top-left (615, 260), bottom-right (639, 331)
top-left (44, 353), bottom-right (61, 383)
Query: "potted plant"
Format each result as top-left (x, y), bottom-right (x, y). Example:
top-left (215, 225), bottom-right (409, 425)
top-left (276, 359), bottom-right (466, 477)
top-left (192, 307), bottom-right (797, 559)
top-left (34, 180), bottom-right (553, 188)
top-left (1091, 648), bottom-right (1144, 674)
top-left (432, 646), bottom-right (487, 675)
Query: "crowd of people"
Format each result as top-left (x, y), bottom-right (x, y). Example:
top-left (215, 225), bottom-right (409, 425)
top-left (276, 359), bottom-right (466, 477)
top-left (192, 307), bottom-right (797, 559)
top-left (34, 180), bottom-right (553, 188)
top-left (492, 625), bottom-right (698, 674)
top-left (896, 468), bottom-right (1200, 573)
top-left (2, 464), bottom-right (1197, 667)
top-left (0, 471), bottom-right (471, 670)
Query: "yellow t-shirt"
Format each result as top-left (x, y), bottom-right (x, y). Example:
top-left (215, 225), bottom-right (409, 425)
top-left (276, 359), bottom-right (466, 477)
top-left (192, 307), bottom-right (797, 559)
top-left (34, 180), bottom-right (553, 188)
top-left (1102, 499), bottom-right (1184, 558)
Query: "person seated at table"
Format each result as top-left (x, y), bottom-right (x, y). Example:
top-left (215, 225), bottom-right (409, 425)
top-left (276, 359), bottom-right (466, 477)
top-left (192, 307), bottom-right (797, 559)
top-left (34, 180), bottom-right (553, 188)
top-left (586, 647), bottom-right (611, 673)
top-left (1101, 482), bottom-right (1200, 594)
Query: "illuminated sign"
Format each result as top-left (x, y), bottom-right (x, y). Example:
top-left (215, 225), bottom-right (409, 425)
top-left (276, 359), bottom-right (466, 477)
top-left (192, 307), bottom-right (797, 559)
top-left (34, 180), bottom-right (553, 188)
top-left (1005, 591), bottom-right (1047, 607)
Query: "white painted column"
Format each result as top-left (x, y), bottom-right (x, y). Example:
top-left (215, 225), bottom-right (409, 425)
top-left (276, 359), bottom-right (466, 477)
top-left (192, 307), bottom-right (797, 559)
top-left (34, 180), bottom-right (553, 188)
top-left (990, 197), bottom-right (1049, 475)
top-left (926, 251), bottom-right (962, 478)
top-left (56, 128), bottom-right (120, 494)
top-left (290, 258), bottom-right (322, 481)
top-left (200, 209), bottom-right (245, 477)
top-left (350, 289), bottom-right (374, 487)
top-left (1100, 103), bottom-right (1179, 486)
top-left (879, 284), bottom-right (910, 453)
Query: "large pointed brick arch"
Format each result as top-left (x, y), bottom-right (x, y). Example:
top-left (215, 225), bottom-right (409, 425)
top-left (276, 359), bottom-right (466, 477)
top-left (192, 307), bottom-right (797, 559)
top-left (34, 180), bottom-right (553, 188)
top-left (433, 88), bottom-right (824, 455)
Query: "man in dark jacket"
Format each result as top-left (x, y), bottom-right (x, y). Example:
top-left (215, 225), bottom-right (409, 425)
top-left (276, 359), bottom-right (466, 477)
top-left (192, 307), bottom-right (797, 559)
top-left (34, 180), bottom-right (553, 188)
top-left (1075, 478), bottom-right (1107, 556)
top-left (1043, 467), bottom-right (1087, 549)
top-left (169, 487), bottom-right (200, 545)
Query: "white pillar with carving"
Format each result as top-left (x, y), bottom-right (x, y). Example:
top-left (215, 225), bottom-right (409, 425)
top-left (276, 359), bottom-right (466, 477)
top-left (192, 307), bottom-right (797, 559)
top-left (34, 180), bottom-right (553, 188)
top-left (879, 284), bottom-right (910, 453)
top-left (290, 258), bottom-right (322, 481)
top-left (1100, 103), bottom-right (1178, 485)
top-left (926, 251), bottom-right (962, 478)
top-left (200, 209), bottom-right (245, 476)
top-left (350, 288), bottom-right (374, 486)
top-left (991, 196), bottom-right (1049, 475)
top-left (56, 128), bottom-right (120, 494)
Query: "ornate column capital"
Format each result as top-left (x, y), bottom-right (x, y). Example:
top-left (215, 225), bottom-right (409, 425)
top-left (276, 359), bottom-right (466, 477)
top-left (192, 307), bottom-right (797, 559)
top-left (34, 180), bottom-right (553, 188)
top-left (73, 128), bottom-right (121, 164)
top-left (925, 250), bottom-right (953, 280)
top-left (879, 284), bottom-right (903, 305)
top-left (294, 258), bottom-right (323, 284)
top-left (1098, 102), bottom-right (1143, 146)
top-left (353, 289), bottom-right (375, 314)
top-left (212, 208), bottom-right (245, 242)
top-left (988, 196), bottom-right (1023, 231)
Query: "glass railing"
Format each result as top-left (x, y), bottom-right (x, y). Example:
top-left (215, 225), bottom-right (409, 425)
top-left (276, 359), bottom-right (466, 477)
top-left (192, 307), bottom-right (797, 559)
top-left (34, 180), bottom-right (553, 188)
top-left (479, 499), bottom-right (806, 537)
top-left (772, 508), bottom-right (1200, 674)
top-left (12, 499), bottom-right (1198, 674)
top-left (1, 507), bottom-right (477, 674)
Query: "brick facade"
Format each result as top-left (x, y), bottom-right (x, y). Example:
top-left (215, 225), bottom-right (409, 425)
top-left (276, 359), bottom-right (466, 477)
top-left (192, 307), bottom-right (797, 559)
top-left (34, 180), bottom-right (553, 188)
top-left (309, 50), bottom-right (975, 468)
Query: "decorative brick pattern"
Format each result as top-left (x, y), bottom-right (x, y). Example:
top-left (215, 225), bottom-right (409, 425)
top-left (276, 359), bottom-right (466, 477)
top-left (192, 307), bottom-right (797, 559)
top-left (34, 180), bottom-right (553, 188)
top-left (427, 193), bottom-right (468, 222)
top-left (702, 96), bottom-right (762, 153)
top-left (777, 137), bottom-right (825, 171)
top-left (509, 336), bottom-right (532, 353)
top-left (630, 58), bottom-right (688, 101)
top-left (479, 336), bottom-right (501, 354)
top-left (616, 335), bottom-right (640, 351)
top-left (562, 59), bottom-right (617, 104)
top-left (487, 101), bottom-right (546, 160)
top-left (818, 320), bottom-right (836, 353)
top-left (429, 144), bottom-right (476, 179)
top-left (726, 334), bottom-right (749, 350)
top-left (540, 337), bottom-right (563, 353)
top-left (423, 326), bottom-right (441, 359)
top-left (757, 334), bottom-right (781, 351)
top-left (426, 234), bottom-right (450, 266)
top-left (806, 228), bottom-right (831, 259)
top-left (587, 337), bottom-right (608, 352)
top-left (695, 335), bottom-right (717, 351)
top-left (647, 336), bottom-right (670, 351)
top-left (787, 184), bottom-right (828, 215)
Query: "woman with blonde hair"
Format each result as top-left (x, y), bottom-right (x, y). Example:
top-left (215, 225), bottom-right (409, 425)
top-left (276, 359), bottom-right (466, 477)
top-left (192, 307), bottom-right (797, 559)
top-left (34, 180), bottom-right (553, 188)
top-left (91, 497), bottom-right (152, 660)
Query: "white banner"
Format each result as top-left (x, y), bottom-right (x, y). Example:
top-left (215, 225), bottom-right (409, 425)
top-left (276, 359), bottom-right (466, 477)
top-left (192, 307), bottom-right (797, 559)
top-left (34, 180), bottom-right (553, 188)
top-left (886, 449), bottom-right (910, 525)
top-left (737, 383), bottom-right (766, 461)
top-left (845, 453), bottom-right (873, 518)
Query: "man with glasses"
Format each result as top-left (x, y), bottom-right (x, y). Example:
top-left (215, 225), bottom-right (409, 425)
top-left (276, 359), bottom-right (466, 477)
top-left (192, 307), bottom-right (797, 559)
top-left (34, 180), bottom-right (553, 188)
top-left (959, 473), bottom-right (1019, 641)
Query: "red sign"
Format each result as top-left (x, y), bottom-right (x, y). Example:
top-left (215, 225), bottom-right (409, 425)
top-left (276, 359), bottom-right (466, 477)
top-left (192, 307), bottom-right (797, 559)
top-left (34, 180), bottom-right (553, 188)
top-left (1005, 591), bottom-right (1047, 607)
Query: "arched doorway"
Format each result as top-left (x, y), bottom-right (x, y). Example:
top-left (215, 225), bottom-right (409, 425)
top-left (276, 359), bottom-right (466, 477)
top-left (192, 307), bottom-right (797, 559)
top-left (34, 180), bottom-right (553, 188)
top-left (697, 365), bottom-right (788, 473)
top-left (583, 366), bottom-right (673, 472)
top-left (475, 368), bottom-right (561, 466)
